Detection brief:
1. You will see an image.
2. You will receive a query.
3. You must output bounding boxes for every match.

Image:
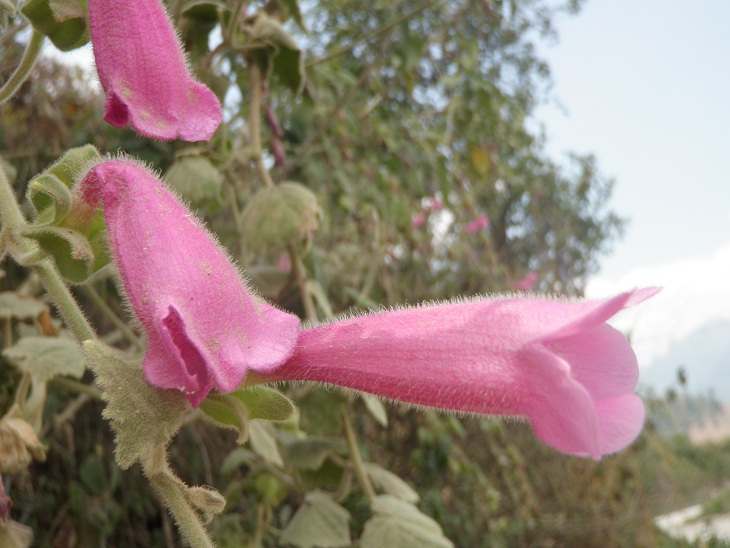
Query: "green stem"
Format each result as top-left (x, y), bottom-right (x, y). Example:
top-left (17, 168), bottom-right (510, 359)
top-left (0, 31), bottom-right (45, 104)
top-left (145, 448), bottom-right (215, 548)
top-left (0, 163), bottom-right (96, 343)
top-left (226, 0), bottom-right (247, 47)
top-left (288, 245), bottom-right (317, 322)
top-left (34, 260), bottom-right (96, 342)
top-left (82, 285), bottom-right (143, 350)
top-left (248, 62), bottom-right (275, 189)
top-left (341, 405), bottom-right (375, 502)
top-left (49, 377), bottom-right (102, 399)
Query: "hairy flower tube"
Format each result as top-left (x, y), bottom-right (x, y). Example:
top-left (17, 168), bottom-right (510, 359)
top-left (77, 159), bottom-right (300, 406)
top-left (256, 289), bottom-right (659, 459)
top-left (88, 0), bottom-right (222, 141)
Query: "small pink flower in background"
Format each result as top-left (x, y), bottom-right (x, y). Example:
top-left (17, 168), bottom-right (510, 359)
top-left (412, 197), bottom-right (444, 229)
top-left (511, 271), bottom-right (539, 291)
top-left (276, 253), bottom-right (292, 272)
top-left (89, 0), bottom-right (222, 141)
top-left (78, 159), bottom-right (300, 406)
top-left (464, 214), bottom-right (489, 234)
top-left (425, 198), bottom-right (443, 212)
top-left (258, 288), bottom-right (659, 458)
top-left (411, 212), bottom-right (427, 229)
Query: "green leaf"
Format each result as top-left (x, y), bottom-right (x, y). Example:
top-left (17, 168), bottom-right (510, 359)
top-left (277, 0), bottom-right (306, 31)
top-left (82, 341), bottom-right (189, 469)
top-left (48, 0), bottom-right (85, 21)
top-left (248, 420), bottom-right (283, 467)
top-left (220, 446), bottom-right (257, 475)
top-left (233, 385), bottom-right (295, 422)
top-left (27, 145), bottom-right (100, 224)
top-left (165, 156), bottom-right (222, 204)
top-left (241, 182), bottom-right (321, 254)
top-left (0, 519), bottom-right (34, 548)
top-left (363, 463), bottom-right (419, 503)
top-left (199, 393), bottom-right (249, 444)
top-left (3, 336), bottom-right (84, 383)
top-left (247, 12), bottom-right (305, 93)
top-left (298, 388), bottom-right (347, 435)
top-left (21, 0), bottom-right (89, 51)
top-left (360, 495), bottom-right (453, 548)
top-left (279, 491), bottom-right (351, 548)
top-left (0, 292), bottom-right (48, 321)
top-left (20, 226), bottom-right (96, 284)
top-left (278, 433), bottom-right (344, 470)
top-left (362, 394), bottom-right (388, 427)
top-left (79, 453), bottom-right (108, 496)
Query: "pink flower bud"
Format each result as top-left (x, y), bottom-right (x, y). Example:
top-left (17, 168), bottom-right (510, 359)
top-left (89, 0), bottom-right (222, 141)
top-left (464, 214), bottom-right (489, 234)
top-left (261, 288), bottom-right (659, 459)
top-left (78, 159), bottom-right (300, 406)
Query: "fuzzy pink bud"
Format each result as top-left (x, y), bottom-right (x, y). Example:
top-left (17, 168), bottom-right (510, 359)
top-left (89, 0), bottom-right (222, 141)
top-left (263, 288), bottom-right (659, 459)
top-left (78, 159), bottom-right (300, 406)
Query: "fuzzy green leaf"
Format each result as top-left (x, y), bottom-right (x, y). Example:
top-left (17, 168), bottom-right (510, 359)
top-left (361, 495), bottom-right (453, 548)
top-left (0, 292), bottom-right (48, 321)
top-left (279, 491), bottom-right (351, 548)
top-left (21, 0), bottom-right (89, 51)
top-left (247, 12), bottom-right (305, 93)
top-left (234, 385), bottom-right (295, 422)
top-left (248, 420), bottom-right (283, 467)
top-left (362, 394), bottom-right (388, 427)
top-left (278, 433), bottom-right (344, 470)
top-left (27, 145), bottom-right (100, 224)
top-left (3, 336), bottom-right (84, 383)
top-left (199, 393), bottom-right (249, 444)
top-left (82, 341), bottom-right (189, 469)
top-left (364, 463), bottom-right (419, 503)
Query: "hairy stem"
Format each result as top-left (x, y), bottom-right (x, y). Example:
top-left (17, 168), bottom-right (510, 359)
top-left (341, 405), bottom-right (375, 502)
top-left (248, 62), bottom-right (275, 189)
top-left (0, 31), bottom-right (45, 104)
top-left (145, 448), bottom-right (215, 548)
top-left (82, 285), bottom-right (143, 350)
top-left (288, 245), bottom-right (317, 321)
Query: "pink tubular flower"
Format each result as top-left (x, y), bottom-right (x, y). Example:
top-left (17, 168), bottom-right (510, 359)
top-left (258, 288), bottom-right (659, 459)
top-left (88, 0), bottom-right (222, 141)
top-left (78, 159), bottom-right (300, 406)
top-left (465, 214), bottom-right (489, 234)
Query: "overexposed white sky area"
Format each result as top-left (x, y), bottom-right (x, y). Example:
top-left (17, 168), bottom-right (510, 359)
top-left (537, 0), bottom-right (730, 370)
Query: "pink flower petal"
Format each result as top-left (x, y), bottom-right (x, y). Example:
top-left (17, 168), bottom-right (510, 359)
top-left (78, 159), bottom-right (300, 406)
top-left (89, 0), bottom-right (222, 141)
top-left (263, 289), bottom-right (658, 458)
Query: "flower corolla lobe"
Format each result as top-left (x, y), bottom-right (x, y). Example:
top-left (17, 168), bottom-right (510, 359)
top-left (89, 0), bottom-right (222, 141)
top-left (78, 159), bottom-right (300, 406)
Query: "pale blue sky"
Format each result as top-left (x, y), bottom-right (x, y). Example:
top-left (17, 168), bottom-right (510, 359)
top-left (539, 0), bottom-right (730, 280)
top-left (537, 1), bottom-right (730, 369)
